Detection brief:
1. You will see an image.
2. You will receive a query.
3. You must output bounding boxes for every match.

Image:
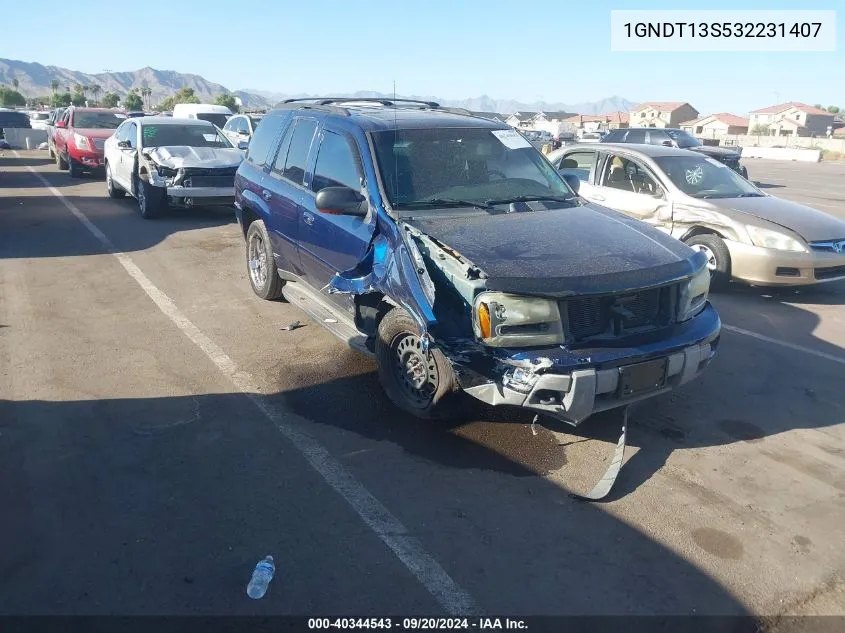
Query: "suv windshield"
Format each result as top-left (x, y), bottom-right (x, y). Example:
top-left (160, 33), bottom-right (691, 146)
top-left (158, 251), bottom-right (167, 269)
top-left (371, 127), bottom-right (573, 212)
top-left (195, 113), bottom-right (230, 128)
top-left (655, 155), bottom-right (761, 199)
top-left (141, 124), bottom-right (233, 148)
top-left (73, 112), bottom-right (125, 129)
top-left (665, 129), bottom-right (701, 148)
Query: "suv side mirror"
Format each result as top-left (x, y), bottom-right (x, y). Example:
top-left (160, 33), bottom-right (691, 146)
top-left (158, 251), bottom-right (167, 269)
top-left (661, 140), bottom-right (674, 147)
top-left (117, 140), bottom-right (131, 148)
top-left (237, 140), bottom-right (249, 150)
top-left (56, 121), bottom-right (66, 129)
top-left (561, 173), bottom-right (580, 193)
top-left (315, 186), bottom-right (368, 217)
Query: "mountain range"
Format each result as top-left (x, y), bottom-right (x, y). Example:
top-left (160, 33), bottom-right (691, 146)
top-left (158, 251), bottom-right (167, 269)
top-left (0, 58), bottom-right (635, 115)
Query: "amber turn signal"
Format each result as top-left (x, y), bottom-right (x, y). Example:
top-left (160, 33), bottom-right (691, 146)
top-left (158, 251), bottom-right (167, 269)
top-left (477, 302), bottom-right (492, 339)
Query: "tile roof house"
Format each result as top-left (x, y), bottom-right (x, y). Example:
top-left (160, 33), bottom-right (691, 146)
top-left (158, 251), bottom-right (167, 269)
top-left (565, 111), bottom-right (630, 132)
top-left (679, 113), bottom-right (749, 138)
top-left (748, 102), bottom-right (836, 137)
top-left (629, 102), bottom-right (699, 128)
top-left (504, 111), bottom-right (539, 128)
top-left (470, 111), bottom-right (506, 123)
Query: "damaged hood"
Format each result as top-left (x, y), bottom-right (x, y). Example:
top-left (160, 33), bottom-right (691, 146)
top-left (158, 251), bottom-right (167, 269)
top-left (705, 196), bottom-right (845, 242)
top-left (143, 146), bottom-right (244, 169)
top-left (409, 205), bottom-right (702, 297)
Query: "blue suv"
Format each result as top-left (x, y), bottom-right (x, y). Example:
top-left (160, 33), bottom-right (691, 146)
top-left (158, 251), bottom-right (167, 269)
top-left (234, 98), bottom-right (721, 425)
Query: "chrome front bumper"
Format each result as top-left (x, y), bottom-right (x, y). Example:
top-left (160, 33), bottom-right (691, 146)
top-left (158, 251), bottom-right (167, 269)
top-left (463, 342), bottom-right (715, 426)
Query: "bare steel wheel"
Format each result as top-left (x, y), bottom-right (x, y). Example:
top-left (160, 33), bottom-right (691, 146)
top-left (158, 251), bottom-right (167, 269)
top-left (375, 308), bottom-right (463, 420)
top-left (245, 219), bottom-right (284, 300)
top-left (393, 332), bottom-right (439, 409)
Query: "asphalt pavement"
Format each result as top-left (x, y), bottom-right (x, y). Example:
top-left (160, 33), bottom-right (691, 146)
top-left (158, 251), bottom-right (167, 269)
top-left (1, 152), bottom-right (845, 618)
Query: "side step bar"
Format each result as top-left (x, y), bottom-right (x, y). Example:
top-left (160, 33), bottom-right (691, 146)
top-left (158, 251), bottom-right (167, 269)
top-left (281, 281), bottom-right (373, 357)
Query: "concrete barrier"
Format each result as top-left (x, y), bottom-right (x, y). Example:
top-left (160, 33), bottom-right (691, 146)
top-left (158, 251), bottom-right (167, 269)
top-left (2, 128), bottom-right (48, 149)
top-left (740, 146), bottom-right (821, 163)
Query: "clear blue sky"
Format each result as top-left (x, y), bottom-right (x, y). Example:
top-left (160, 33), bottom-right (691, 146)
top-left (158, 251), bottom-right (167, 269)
top-left (3, 0), bottom-right (842, 113)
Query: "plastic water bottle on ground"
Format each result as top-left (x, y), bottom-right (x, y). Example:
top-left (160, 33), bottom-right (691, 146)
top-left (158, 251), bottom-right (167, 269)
top-left (246, 555), bottom-right (275, 599)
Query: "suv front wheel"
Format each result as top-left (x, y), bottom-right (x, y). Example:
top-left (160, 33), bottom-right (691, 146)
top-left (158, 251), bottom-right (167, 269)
top-left (376, 308), bottom-right (462, 420)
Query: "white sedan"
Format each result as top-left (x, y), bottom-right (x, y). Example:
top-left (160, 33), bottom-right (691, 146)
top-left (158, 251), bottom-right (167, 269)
top-left (103, 116), bottom-right (244, 219)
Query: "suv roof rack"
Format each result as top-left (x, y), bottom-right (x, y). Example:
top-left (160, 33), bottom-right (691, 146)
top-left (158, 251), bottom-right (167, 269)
top-left (283, 97), bottom-right (441, 108)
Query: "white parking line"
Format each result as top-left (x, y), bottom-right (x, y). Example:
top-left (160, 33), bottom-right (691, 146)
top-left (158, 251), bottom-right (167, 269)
top-left (723, 325), bottom-right (845, 366)
top-left (16, 153), bottom-right (478, 616)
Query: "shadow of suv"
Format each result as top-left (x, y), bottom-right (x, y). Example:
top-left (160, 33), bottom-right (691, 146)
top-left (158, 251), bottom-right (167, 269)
top-left (234, 98), bottom-right (721, 426)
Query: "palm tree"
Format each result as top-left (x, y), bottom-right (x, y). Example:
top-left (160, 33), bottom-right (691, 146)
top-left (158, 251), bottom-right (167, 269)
top-left (11, 78), bottom-right (19, 91)
top-left (142, 86), bottom-right (153, 110)
top-left (90, 83), bottom-right (101, 106)
top-left (50, 80), bottom-right (59, 95)
top-left (82, 84), bottom-right (89, 97)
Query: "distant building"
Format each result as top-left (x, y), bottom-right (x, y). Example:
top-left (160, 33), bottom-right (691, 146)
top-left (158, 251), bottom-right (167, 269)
top-left (748, 102), bottom-right (836, 137)
top-left (504, 112), bottom-right (539, 129)
top-left (679, 113), bottom-right (749, 138)
top-left (565, 111), bottom-right (629, 133)
top-left (629, 102), bottom-right (699, 128)
top-left (470, 111), bottom-right (506, 124)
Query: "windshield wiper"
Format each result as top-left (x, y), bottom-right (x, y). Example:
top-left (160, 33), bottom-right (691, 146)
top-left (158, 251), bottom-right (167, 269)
top-left (393, 198), bottom-right (493, 210)
top-left (484, 194), bottom-right (576, 205)
top-left (736, 192), bottom-right (764, 197)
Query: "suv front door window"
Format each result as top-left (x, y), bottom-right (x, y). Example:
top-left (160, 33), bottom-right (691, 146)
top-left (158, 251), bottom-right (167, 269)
top-left (298, 129), bottom-right (371, 292)
top-left (593, 153), bottom-right (671, 230)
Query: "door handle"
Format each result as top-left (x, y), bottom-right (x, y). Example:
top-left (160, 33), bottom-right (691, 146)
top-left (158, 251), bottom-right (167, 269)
top-left (303, 212), bottom-right (315, 226)
top-left (589, 194), bottom-right (605, 202)
top-left (262, 189), bottom-right (272, 201)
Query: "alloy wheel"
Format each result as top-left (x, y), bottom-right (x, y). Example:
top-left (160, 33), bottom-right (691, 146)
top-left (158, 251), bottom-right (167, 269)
top-left (691, 244), bottom-right (718, 272)
top-left (248, 232), bottom-right (268, 288)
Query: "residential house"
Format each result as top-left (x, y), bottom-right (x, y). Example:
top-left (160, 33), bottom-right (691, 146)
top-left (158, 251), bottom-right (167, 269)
top-left (679, 113), bottom-right (749, 139)
top-left (505, 112), bottom-right (538, 129)
top-left (748, 102), bottom-right (835, 137)
top-left (629, 102), bottom-right (699, 128)
top-left (565, 111), bottom-right (629, 133)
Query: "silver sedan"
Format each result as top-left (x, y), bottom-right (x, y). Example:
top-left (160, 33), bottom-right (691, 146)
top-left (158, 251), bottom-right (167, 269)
top-left (547, 143), bottom-right (845, 288)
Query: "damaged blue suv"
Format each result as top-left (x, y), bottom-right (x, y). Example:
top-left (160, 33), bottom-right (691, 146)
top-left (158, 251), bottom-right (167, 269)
top-left (234, 98), bottom-right (721, 425)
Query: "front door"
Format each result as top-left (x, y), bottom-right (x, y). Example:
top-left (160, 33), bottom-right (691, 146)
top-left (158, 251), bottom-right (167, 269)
top-left (297, 127), bottom-right (374, 311)
top-left (588, 151), bottom-right (673, 232)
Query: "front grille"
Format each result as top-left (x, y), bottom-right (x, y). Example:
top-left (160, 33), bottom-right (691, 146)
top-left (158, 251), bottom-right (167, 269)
top-left (182, 167), bottom-right (238, 177)
top-left (561, 286), bottom-right (670, 342)
top-left (810, 240), bottom-right (845, 253)
top-left (184, 175), bottom-right (236, 188)
top-left (93, 138), bottom-right (105, 150)
top-left (815, 265), bottom-right (845, 281)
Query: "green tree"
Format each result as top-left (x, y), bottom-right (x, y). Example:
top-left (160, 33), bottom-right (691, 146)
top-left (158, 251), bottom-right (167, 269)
top-left (157, 87), bottom-right (201, 111)
top-left (50, 80), bottom-right (59, 95)
top-left (123, 90), bottom-right (144, 111)
top-left (90, 83), bottom-right (101, 106)
top-left (0, 87), bottom-right (26, 106)
top-left (814, 103), bottom-right (823, 109)
top-left (71, 92), bottom-right (86, 106)
top-left (50, 92), bottom-right (72, 107)
top-left (214, 93), bottom-right (238, 112)
top-left (750, 124), bottom-right (770, 136)
top-left (101, 91), bottom-right (120, 108)
top-left (827, 105), bottom-right (840, 114)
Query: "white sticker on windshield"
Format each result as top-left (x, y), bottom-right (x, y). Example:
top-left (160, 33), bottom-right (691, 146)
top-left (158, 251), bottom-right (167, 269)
top-left (203, 133), bottom-right (218, 141)
top-left (491, 129), bottom-right (532, 150)
top-left (114, 113), bottom-right (127, 119)
top-left (705, 157), bottom-right (725, 167)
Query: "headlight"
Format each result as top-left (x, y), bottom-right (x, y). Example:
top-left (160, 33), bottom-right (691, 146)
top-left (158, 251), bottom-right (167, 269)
top-left (156, 165), bottom-right (179, 178)
top-left (678, 268), bottom-right (710, 322)
top-left (73, 133), bottom-right (90, 150)
top-left (473, 292), bottom-right (564, 347)
top-left (746, 225), bottom-right (806, 252)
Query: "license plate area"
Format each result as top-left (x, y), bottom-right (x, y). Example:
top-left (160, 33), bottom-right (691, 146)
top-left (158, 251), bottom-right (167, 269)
top-left (617, 358), bottom-right (667, 398)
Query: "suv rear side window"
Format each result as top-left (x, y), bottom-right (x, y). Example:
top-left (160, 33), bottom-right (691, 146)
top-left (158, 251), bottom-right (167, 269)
top-left (282, 119), bottom-right (318, 185)
top-left (311, 131), bottom-right (362, 193)
top-left (245, 115), bottom-right (281, 167)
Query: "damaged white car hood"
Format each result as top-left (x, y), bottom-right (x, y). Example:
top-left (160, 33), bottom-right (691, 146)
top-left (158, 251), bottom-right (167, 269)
top-left (145, 146), bottom-right (244, 169)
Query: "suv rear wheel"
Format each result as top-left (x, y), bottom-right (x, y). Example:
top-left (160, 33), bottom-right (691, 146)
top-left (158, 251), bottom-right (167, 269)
top-left (376, 308), bottom-right (462, 420)
top-left (685, 234), bottom-right (731, 290)
top-left (245, 220), bottom-right (284, 300)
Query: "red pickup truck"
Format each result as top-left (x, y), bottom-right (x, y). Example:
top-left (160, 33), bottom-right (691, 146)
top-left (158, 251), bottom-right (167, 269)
top-left (54, 107), bottom-right (126, 177)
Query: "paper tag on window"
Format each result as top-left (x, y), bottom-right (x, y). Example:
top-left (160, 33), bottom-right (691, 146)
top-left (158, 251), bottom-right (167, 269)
top-left (491, 129), bottom-right (531, 149)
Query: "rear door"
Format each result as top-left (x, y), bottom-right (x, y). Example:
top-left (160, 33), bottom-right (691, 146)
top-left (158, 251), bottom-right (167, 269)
top-left (297, 126), bottom-right (372, 307)
top-left (587, 151), bottom-right (673, 231)
top-left (261, 117), bottom-right (319, 275)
